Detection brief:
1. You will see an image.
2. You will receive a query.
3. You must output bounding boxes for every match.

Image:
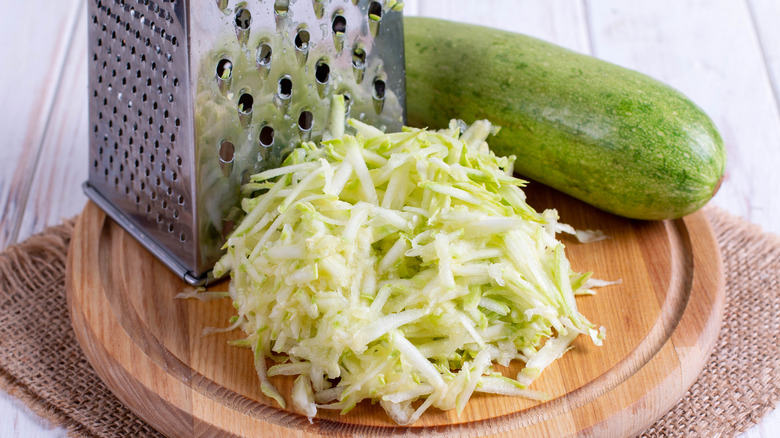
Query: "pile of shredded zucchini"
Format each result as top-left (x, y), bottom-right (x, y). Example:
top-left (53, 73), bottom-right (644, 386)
top-left (212, 107), bottom-right (607, 424)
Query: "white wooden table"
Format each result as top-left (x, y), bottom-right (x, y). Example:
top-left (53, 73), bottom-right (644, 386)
top-left (1, 1), bottom-right (778, 436)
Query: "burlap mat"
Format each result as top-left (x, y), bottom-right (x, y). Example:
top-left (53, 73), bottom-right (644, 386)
top-left (0, 207), bottom-right (777, 437)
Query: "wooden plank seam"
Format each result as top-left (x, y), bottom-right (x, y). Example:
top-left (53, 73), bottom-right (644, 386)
top-left (5, 0), bottom-right (85, 248)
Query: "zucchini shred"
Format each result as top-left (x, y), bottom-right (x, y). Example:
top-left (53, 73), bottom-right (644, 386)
top-left (210, 112), bottom-right (608, 425)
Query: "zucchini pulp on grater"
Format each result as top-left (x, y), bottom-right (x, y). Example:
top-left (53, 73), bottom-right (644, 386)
top-left (84, 0), bottom-right (406, 285)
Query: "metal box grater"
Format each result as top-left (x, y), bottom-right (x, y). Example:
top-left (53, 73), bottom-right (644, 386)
top-left (84, 0), bottom-right (406, 285)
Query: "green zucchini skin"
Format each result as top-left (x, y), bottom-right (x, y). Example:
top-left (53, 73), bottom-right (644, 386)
top-left (404, 17), bottom-right (725, 220)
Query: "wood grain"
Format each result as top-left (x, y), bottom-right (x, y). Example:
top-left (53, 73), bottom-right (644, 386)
top-left (0, 0), bottom-right (82, 248)
top-left (16, 2), bottom-right (89, 243)
top-left (67, 178), bottom-right (724, 437)
top-left (3, 1), bottom-right (779, 436)
top-left (746, 0), bottom-right (780, 131)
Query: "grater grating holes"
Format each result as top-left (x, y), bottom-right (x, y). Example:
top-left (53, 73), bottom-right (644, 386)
top-left (238, 93), bottom-right (253, 114)
top-left (274, 0), bottom-right (289, 16)
top-left (90, 0), bottom-right (189, 243)
top-left (216, 58), bottom-right (233, 81)
top-left (278, 76), bottom-right (292, 97)
top-left (235, 8), bottom-right (251, 30)
top-left (257, 43), bottom-right (272, 67)
top-left (343, 92), bottom-right (352, 115)
top-left (352, 45), bottom-right (366, 70)
top-left (219, 141), bottom-right (235, 163)
top-left (88, 0), bottom-right (406, 280)
top-left (219, 141), bottom-right (235, 176)
top-left (332, 13), bottom-right (346, 34)
top-left (368, 1), bottom-right (382, 20)
top-left (259, 125), bottom-right (275, 148)
top-left (295, 28), bottom-right (310, 51)
top-left (315, 59), bottom-right (330, 84)
top-left (298, 110), bottom-right (314, 131)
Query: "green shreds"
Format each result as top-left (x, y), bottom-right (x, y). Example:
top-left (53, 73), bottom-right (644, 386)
top-left (213, 116), bottom-right (606, 425)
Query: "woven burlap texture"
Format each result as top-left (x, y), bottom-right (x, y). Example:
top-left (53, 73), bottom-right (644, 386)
top-left (0, 207), bottom-right (777, 438)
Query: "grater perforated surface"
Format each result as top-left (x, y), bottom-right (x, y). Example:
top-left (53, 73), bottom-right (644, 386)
top-left (86, 0), bottom-right (406, 284)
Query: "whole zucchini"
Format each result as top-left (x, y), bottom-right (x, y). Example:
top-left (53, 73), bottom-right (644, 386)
top-left (404, 17), bottom-right (725, 220)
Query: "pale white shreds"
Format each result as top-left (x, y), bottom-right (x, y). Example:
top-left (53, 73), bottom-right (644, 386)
top-left (200, 315), bottom-right (244, 337)
top-left (291, 375), bottom-right (317, 422)
top-left (584, 278), bottom-right (623, 289)
top-left (175, 287), bottom-right (238, 337)
top-left (214, 117), bottom-right (608, 425)
top-left (476, 375), bottom-right (548, 400)
top-left (175, 287), bottom-right (229, 302)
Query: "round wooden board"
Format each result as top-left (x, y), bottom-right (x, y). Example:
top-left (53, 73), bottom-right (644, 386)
top-left (66, 183), bottom-right (724, 438)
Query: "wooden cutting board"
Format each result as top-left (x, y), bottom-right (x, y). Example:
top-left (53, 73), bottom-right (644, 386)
top-left (66, 182), bottom-right (724, 438)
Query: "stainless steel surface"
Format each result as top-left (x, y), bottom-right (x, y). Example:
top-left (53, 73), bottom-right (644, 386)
top-left (83, 182), bottom-right (208, 286)
top-left (86, 0), bottom-right (406, 283)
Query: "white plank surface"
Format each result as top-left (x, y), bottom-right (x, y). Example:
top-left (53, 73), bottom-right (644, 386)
top-left (15, 2), bottom-right (89, 243)
top-left (732, 3), bottom-right (780, 434)
top-left (413, 0), bottom-right (591, 54)
top-left (0, 0), bottom-right (82, 248)
top-left (0, 0), bottom-right (778, 436)
top-left (0, 392), bottom-right (66, 438)
top-left (737, 0), bottom-right (780, 430)
top-left (748, 0), bottom-right (780, 112)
